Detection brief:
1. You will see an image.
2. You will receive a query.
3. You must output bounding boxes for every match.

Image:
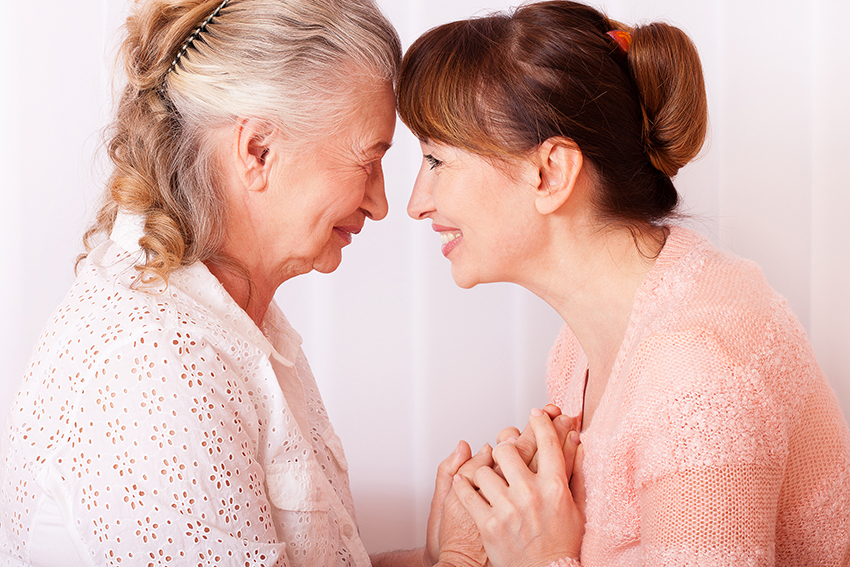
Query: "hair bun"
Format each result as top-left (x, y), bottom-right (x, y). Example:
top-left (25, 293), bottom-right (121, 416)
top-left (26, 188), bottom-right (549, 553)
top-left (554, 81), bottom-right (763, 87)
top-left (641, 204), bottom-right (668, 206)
top-left (628, 22), bottom-right (708, 177)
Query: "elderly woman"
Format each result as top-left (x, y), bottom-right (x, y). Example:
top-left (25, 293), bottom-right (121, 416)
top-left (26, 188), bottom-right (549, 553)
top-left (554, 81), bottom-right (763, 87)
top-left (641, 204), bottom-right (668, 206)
top-left (399, 1), bottom-right (850, 566)
top-left (0, 0), bottom-right (407, 565)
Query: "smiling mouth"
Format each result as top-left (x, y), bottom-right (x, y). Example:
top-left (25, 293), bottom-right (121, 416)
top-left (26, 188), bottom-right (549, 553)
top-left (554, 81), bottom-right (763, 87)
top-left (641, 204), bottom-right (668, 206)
top-left (438, 230), bottom-right (463, 257)
top-left (334, 226), bottom-right (361, 245)
top-left (440, 231), bottom-right (462, 246)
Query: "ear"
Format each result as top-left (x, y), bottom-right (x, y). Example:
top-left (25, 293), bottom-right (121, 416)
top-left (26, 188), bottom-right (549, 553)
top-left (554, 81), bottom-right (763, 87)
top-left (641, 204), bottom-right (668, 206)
top-left (232, 118), bottom-right (277, 193)
top-left (533, 138), bottom-right (583, 215)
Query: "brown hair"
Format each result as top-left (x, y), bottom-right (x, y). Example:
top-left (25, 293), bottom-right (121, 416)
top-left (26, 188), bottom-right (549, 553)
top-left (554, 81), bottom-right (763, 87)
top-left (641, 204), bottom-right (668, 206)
top-left (397, 0), bottom-right (707, 230)
top-left (82, 0), bottom-right (401, 284)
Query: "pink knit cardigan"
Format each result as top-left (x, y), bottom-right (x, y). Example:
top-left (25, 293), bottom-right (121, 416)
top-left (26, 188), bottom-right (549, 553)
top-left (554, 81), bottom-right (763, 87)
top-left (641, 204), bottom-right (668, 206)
top-left (546, 226), bottom-right (850, 566)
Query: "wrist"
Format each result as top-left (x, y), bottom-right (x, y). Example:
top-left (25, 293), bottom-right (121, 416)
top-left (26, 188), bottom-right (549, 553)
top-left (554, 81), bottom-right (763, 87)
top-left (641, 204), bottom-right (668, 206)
top-left (418, 547), bottom-right (435, 567)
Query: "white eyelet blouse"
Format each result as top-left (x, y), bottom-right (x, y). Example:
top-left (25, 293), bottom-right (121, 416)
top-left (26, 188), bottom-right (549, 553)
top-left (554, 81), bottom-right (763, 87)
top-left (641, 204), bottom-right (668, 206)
top-left (0, 213), bottom-right (369, 567)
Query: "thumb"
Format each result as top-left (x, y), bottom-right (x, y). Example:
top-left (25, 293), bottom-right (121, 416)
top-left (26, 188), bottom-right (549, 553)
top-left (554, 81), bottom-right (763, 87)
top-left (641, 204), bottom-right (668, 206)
top-left (427, 441), bottom-right (472, 563)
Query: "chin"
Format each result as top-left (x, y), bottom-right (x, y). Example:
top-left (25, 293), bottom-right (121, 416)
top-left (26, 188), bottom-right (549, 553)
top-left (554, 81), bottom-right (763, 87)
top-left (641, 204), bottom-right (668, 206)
top-left (314, 261), bottom-right (341, 274)
top-left (450, 267), bottom-right (481, 290)
top-left (313, 251), bottom-right (343, 274)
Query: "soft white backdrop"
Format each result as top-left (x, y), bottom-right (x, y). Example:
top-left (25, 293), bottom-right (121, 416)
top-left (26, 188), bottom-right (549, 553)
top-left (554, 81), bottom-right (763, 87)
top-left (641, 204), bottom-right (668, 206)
top-left (1, 0), bottom-right (848, 555)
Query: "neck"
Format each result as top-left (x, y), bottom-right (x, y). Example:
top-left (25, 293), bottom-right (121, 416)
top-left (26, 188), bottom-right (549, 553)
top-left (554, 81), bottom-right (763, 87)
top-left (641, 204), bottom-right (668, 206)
top-left (205, 256), bottom-right (277, 329)
top-left (522, 223), bottom-right (663, 422)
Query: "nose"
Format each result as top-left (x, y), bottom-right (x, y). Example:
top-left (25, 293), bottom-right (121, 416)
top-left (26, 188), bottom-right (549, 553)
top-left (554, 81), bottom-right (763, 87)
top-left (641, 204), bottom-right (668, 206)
top-left (407, 171), bottom-right (433, 221)
top-left (361, 162), bottom-right (389, 221)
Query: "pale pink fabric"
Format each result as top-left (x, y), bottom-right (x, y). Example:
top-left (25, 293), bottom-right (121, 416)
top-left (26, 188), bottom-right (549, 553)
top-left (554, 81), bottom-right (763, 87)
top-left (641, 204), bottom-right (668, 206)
top-left (547, 226), bottom-right (850, 566)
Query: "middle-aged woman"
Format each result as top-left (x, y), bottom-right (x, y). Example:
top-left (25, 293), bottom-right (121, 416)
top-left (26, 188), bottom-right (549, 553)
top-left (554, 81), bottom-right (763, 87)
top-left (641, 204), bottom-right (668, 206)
top-left (399, 1), bottom-right (850, 566)
top-left (0, 0), bottom-right (443, 566)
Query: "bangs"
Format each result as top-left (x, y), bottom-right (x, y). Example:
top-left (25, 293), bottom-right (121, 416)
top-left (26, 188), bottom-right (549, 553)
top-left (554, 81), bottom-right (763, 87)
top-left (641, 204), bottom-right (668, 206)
top-left (397, 18), bottom-right (515, 158)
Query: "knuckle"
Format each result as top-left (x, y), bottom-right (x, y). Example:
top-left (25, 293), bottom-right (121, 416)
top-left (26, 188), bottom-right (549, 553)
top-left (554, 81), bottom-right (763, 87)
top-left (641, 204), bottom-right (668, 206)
top-left (492, 442), bottom-right (513, 461)
top-left (497, 426), bottom-right (520, 440)
top-left (460, 486), bottom-right (479, 506)
top-left (482, 514), bottom-right (502, 535)
top-left (472, 466), bottom-right (489, 486)
top-left (539, 434), bottom-right (560, 452)
top-left (437, 459), bottom-right (455, 476)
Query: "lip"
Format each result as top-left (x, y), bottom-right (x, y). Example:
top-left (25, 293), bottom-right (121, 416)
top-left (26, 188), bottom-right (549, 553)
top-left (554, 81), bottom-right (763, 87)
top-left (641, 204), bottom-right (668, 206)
top-left (432, 224), bottom-right (463, 257)
top-left (334, 225), bottom-right (362, 246)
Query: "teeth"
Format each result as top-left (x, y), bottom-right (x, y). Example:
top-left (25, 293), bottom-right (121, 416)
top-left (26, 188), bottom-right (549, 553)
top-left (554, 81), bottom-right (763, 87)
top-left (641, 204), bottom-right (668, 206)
top-left (440, 231), bottom-right (462, 245)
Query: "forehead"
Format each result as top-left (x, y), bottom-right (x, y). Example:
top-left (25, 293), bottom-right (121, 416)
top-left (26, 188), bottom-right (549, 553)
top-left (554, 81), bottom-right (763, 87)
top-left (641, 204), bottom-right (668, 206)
top-left (340, 81), bottom-right (396, 154)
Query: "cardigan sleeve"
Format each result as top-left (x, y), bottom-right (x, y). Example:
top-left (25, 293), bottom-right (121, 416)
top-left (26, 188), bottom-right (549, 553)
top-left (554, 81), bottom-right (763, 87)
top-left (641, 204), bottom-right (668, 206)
top-left (628, 329), bottom-right (787, 566)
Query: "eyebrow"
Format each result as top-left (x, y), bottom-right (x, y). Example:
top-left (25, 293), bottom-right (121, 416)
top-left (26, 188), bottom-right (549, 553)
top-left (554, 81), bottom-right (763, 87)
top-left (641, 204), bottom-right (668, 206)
top-left (367, 141), bottom-right (393, 155)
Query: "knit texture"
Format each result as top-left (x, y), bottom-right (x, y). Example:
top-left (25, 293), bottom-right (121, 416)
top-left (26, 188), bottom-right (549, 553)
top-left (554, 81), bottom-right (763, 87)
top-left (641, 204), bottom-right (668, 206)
top-left (547, 226), bottom-right (850, 566)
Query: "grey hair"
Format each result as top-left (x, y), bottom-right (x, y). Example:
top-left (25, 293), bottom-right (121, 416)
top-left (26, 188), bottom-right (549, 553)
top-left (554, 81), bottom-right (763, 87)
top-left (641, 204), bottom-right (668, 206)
top-left (82, 0), bottom-right (402, 284)
top-left (165, 0), bottom-right (402, 137)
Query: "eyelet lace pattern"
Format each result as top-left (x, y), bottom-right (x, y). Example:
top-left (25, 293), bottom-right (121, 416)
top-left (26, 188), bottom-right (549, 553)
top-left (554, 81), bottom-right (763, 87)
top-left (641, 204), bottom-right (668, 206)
top-left (1, 214), bottom-right (368, 567)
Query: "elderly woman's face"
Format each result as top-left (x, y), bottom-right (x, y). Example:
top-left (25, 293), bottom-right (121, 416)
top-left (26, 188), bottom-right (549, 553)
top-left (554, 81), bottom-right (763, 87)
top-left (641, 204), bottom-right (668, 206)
top-left (262, 81), bottom-right (396, 278)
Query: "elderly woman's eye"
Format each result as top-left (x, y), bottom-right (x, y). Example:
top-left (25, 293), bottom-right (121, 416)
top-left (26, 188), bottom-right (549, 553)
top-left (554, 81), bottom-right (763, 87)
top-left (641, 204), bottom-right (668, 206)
top-left (424, 154), bottom-right (442, 170)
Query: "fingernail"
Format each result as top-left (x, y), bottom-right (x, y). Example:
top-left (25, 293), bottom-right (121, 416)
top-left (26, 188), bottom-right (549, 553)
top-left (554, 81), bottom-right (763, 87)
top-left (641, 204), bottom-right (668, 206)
top-left (507, 436), bottom-right (518, 444)
top-left (557, 415), bottom-right (571, 426)
top-left (479, 442), bottom-right (492, 454)
top-left (455, 440), bottom-right (463, 454)
top-left (531, 407), bottom-right (544, 416)
top-left (453, 474), bottom-right (462, 483)
top-left (569, 431), bottom-right (580, 445)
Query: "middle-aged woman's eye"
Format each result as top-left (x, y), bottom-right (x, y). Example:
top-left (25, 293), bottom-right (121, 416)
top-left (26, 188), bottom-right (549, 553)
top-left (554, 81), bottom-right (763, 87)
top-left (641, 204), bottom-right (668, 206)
top-left (424, 154), bottom-right (442, 170)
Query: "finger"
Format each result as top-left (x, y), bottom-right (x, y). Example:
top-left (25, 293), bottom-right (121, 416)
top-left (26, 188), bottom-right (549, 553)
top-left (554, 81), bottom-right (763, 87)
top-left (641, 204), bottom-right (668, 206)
top-left (439, 440), bottom-right (472, 478)
top-left (553, 414), bottom-right (576, 448)
top-left (543, 403), bottom-right (563, 419)
top-left (456, 443), bottom-right (494, 481)
top-left (512, 420), bottom-right (537, 469)
top-left (529, 408), bottom-right (567, 479)
top-left (560, 429), bottom-right (581, 481)
top-left (452, 473), bottom-right (493, 526)
top-left (435, 440), bottom-right (473, 493)
top-left (535, 414), bottom-right (572, 475)
top-left (490, 439), bottom-right (533, 488)
top-left (471, 464), bottom-right (509, 507)
top-left (496, 426), bottom-right (521, 444)
top-left (570, 442), bottom-right (587, 518)
top-left (521, 404), bottom-right (564, 466)
top-left (427, 440), bottom-right (472, 562)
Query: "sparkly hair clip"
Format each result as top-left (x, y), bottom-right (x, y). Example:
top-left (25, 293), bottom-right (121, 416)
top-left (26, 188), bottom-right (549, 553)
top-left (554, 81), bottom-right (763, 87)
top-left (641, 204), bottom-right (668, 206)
top-left (166, 0), bottom-right (231, 78)
top-left (606, 30), bottom-right (632, 55)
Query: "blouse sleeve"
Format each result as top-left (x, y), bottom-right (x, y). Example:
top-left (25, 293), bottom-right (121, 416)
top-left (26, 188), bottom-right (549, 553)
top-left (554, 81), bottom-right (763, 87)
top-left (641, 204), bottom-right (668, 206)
top-left (625, 328), bottom-right (788, 566)
top-left (44, 329), bottom-right (290, 567)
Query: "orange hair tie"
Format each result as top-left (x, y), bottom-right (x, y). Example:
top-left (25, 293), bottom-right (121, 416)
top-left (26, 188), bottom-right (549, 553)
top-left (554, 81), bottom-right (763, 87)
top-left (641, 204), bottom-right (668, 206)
top-left (606, 30), bottom-right (632, 54)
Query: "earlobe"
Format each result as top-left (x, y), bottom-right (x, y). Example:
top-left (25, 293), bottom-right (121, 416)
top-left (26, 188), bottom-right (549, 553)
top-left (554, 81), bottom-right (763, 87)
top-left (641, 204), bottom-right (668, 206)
top-left (534, 139), bottom-right (583, 215)
top-left (233, 118), bottom-right (276, 193)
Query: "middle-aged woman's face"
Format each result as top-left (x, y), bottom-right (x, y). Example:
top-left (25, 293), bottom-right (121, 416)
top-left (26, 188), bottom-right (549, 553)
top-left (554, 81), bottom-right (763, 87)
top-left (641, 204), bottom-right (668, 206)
top-left (407, 139), bottom-right (543, 289)
top-left (257, 80), bottom-right (396, 279)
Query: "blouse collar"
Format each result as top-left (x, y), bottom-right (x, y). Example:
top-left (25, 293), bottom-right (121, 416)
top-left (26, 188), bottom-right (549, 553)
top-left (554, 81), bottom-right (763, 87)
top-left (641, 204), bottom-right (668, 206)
top-left (109, 211), bottom-right (302, 367)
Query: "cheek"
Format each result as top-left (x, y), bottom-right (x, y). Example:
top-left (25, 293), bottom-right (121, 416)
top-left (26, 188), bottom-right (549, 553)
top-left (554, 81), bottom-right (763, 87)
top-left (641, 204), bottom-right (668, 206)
top-left (303, 174), bottom-right (363, 227)
top-left (329, 172), bottom-right (368, 209)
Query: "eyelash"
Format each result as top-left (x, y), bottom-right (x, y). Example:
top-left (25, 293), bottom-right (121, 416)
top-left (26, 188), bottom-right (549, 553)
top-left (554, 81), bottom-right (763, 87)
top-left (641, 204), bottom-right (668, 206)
top-left (424, 154), bottom-right (442, 170)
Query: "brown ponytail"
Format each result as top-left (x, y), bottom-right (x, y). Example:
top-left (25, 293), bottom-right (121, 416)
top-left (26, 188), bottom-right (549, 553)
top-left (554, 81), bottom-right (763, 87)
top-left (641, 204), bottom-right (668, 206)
top-left (398, 0), bottom-right (708, 232)
top-left (629, 22), bottom-right (708, 177)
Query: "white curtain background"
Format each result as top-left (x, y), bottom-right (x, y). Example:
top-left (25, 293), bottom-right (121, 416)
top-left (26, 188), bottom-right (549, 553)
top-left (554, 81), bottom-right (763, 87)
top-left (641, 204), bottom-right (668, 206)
top-left (1, 0), bottom-right (848, 554)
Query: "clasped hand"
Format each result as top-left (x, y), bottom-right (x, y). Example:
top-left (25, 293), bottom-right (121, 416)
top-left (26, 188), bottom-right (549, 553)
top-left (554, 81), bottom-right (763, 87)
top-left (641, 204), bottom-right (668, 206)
top-left (425, 405), bottom-right (586, 567)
